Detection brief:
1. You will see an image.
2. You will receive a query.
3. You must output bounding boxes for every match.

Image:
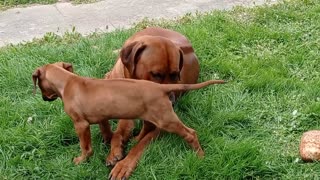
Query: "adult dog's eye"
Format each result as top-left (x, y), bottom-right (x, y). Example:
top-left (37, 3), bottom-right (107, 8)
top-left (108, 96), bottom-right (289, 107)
top-left (169, 72), bottom-right (179, 81)
top-left (150, 72), bottom-right (164, 80)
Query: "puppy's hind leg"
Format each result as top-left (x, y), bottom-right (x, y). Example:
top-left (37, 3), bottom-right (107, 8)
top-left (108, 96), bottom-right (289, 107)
top-left (151, 108), bottom-right (204, 157)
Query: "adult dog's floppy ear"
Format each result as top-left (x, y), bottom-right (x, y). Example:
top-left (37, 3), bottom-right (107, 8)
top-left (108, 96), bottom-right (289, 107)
top-left (62, 62), bottom-right (73, 73)
top-left (178, 49), bottom-right (184, 80)
top-left (120, 41), bottom-right (147, 76)
top-left (32, 69), bottom-right (41, 95)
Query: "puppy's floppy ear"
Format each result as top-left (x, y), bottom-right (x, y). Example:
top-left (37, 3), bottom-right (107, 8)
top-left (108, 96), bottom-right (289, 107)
top-left (62, 62), bottom-right (73, 72)
top-left (32, 68), bottom-right (41, 95)
top-left (120, 41), bottom-right (147, 76)
top-left (178, 49), bottom-right (184, 80)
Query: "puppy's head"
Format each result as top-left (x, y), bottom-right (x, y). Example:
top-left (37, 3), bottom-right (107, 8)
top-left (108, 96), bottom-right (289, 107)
top-left (120, 36), bottom-right (184, 84)
top-left (32, 62), bottom-right (73, 101)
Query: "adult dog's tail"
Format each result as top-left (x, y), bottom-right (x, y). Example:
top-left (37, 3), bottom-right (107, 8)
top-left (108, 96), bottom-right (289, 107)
top-left (161, 80), bottom-right (226, 93)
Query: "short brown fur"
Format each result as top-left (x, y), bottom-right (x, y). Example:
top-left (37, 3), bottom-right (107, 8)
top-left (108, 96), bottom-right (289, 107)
top-left (32, 62), bottom-right (225, 179)
top-left (104, 28), bottom-right (200, 178)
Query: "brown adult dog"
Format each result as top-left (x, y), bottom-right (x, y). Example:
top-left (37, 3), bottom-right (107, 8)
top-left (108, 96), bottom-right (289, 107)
top-left (32, 62), bottom-right (224, 179)
top-left (104, 27), bottom-right (200, 176)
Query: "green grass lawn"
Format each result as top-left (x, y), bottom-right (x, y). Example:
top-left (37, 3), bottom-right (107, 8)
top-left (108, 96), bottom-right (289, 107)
top-left (1, 0), bottom-right (320, 179)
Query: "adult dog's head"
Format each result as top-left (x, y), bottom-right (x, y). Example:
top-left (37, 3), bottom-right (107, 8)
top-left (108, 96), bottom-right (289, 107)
top-left (32, 62), bottom-right (73, 101)
top-left (120, 35), bottom-right (184, 85)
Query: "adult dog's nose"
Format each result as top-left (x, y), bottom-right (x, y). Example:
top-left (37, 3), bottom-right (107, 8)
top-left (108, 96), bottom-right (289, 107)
top-left (42, 96), bottom-right (55, 101)
top-left (168, 91), bottom-right (176, 106)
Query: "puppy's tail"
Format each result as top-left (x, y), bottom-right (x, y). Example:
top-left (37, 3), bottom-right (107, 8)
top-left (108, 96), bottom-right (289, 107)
top-left (161, 80), bottom-right (226, 93)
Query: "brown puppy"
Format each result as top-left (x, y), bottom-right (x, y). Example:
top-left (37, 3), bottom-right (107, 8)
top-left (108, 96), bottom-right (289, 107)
top-left (104, 27), bottom-right (200, 175)
top-left (32, 62), bottom-right (224, 179)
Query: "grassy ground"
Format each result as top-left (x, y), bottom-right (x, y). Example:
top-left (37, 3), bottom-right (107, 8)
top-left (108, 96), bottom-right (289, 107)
top-left (1, 0), bottom-right (320, 179)
top-left (0, 0), bottom-right (98, 10)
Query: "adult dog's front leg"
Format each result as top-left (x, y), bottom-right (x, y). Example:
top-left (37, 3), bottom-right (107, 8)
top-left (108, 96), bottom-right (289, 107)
top-left (73, 121), bottom-right (93, 165)
top-left (109, 127), bottom-right (160, 180)
top-left (134, 121), bottom-right (157, 141)
top-left (106, 120), bottom-right (134, 166)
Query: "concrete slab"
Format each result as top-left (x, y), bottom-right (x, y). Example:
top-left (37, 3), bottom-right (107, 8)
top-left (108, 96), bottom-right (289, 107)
top-left (0, 0), bottom-right (277, 47)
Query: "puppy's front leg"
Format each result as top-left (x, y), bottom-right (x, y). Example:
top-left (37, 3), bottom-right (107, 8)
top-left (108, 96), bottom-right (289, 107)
top-left (99, 120), bottom-right (113, 144)
top-left (73, 121), bottom-right (93, 165)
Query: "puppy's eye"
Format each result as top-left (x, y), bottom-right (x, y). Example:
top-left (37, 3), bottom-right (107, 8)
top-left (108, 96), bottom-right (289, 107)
top-left (150, 72), bottom-right (164, 81)
top-left (169, 73), bottom-right (179, 81)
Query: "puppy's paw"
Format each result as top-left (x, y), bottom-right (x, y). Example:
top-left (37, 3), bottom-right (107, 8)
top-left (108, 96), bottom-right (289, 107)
top-left (73, 156), bottom-right (85, 165)
top-left (197, 149), bottom-right (205, 158)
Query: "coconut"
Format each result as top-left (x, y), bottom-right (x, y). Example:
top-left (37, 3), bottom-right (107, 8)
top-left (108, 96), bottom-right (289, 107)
top-left (300, 130), bottom-right (320, 162)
